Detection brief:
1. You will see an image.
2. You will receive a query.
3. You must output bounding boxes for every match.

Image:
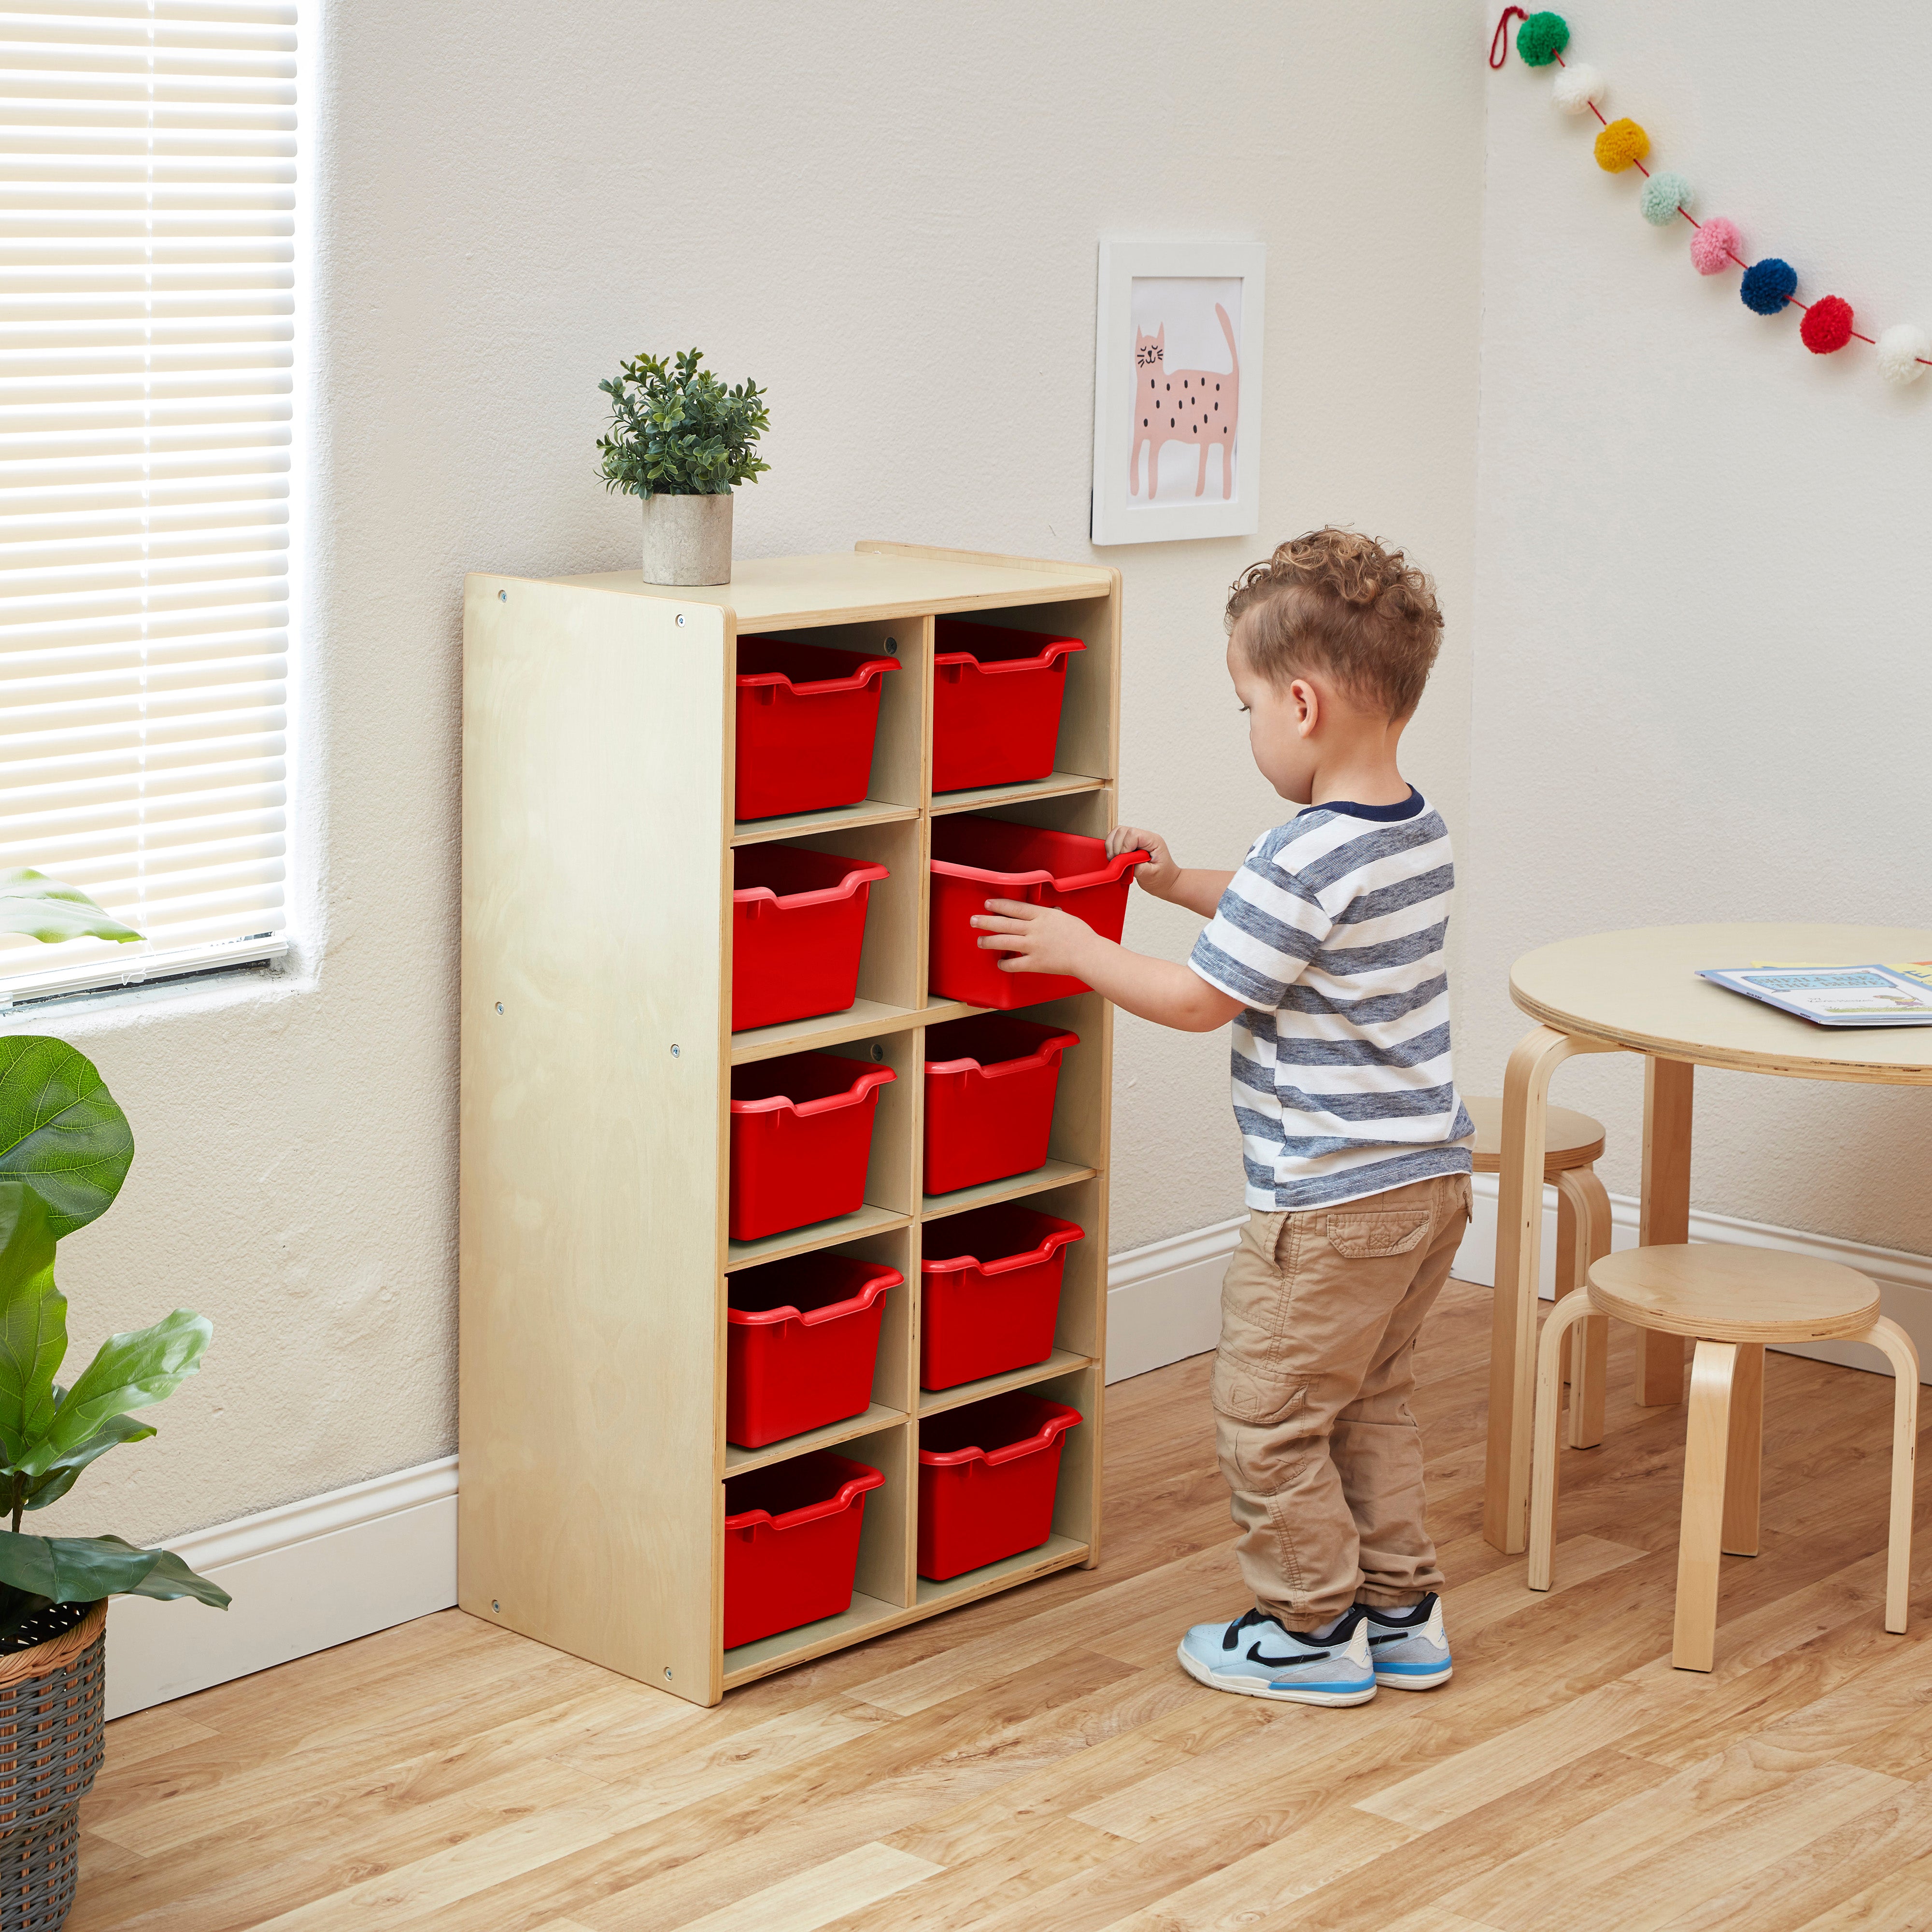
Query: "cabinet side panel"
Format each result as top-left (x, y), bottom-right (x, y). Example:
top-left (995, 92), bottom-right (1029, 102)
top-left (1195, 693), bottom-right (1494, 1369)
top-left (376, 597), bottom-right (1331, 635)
top-left (460, 575), bottom-right (726, 1703)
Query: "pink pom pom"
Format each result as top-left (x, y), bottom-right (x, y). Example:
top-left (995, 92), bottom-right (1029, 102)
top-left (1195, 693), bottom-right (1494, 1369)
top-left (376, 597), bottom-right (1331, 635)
top-left (1690, 218), bottom-right (1740, 276)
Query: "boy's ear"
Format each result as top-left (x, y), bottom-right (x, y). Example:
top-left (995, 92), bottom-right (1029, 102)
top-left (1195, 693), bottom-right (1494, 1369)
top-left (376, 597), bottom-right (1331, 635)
top-left (1292, 677), bottom-right (1320, 738)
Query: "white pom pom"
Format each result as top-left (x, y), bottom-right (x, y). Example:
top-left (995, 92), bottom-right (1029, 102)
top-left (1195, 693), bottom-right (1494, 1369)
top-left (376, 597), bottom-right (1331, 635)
top-left (1876, 323), bottom-right (1931, 385)
top-left (1552, 64), bottom-right (1605, 114)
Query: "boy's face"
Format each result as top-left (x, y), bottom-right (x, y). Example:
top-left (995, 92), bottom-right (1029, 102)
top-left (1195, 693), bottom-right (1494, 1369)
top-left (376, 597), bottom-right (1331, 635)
top-left (1227, 635), bottom-right (1320, 804)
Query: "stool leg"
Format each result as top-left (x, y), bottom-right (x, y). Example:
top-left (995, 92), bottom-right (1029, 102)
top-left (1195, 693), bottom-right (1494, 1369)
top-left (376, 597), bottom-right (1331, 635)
top-left (1529, 1291), bottom-right (1594, 1592)
top-left (1863, 1317), bottom-right (1920, 1635)
top-left (1556, 1183), bottom-right (1576, 1396)
top-left (1721, 1344), bottom-right (1763, 1557)
top-left (1558, 1168), bottom-right (1612, 1451)
top-left (1675, 1338), bottom-right (1736, 1672)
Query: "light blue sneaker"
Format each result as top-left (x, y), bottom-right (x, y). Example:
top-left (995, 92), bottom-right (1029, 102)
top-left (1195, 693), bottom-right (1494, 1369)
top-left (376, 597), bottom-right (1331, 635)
top-left (1176, 1607), bottom-right (1376, 1706)
top-left (1360, 1593), bottom-right (1452, 1690)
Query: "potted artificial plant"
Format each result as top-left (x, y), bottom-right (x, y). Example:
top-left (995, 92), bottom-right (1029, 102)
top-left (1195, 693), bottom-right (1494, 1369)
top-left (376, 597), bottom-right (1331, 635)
top-left (597, 347), bottom-right (770, 587)
top-left (0, 871), bottom-right (227, 1932)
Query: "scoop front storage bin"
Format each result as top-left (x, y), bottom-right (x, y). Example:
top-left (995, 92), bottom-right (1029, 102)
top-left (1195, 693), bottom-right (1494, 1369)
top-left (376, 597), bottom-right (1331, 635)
top-left (917, 1393), bottom-right (1080, 1580)
top-left (931, 619), bottom-right (1082, 793)
top-left (732, 844), bottom-right (889, 1032)
top-left (923, 1014), bottom-right (1079, 1195)
top-left (727, 1254), bottom-right (900, 1448)
top-left (735, 637), bottom-right (898, 821)
top-left (928, 817), bottom-right (1148, 1008)
top-left (729, 1053), bottom-right (895, 1242)
top-left (919, 1204), bottom-right (1082, 1390)
top-left (724, 1451), bottom-right (885, 1648)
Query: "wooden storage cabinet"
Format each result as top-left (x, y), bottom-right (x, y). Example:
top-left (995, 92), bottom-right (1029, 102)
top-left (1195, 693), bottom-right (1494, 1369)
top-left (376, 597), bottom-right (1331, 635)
top-left (460, 543), bottom-right (1121, 1705)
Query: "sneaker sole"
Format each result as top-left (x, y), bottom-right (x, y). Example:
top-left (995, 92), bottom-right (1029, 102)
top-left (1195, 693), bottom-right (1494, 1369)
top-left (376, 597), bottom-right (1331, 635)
top-left (1373, 1662), bottom-right (1452, 1690)
top-left (1177, 1643), bottom-right (1377, 1706)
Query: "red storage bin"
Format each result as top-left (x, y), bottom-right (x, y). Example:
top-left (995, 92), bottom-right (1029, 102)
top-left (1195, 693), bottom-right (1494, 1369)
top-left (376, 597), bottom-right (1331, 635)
top-left (931, 620), bottom-right (1083, 793)
top-left (727, 1254), bottom-right (900, 1448)
top-left (928, 818), bottom-right (1148, 1008)
top-left (917, 1393), bottom-right (1080, 1580)
top-left (733, 844), bottom-right (889, 1033)
top-left (923, 1015), bottom-right (1079, 1195)
top-left (724, 1451), bottom-right (884, 1648)
top-left (919, 1204), bottom-right (1082, 1390)
top-left (735, 637), bottom-right (898, 822)
top-left (729, 1053), bottom-right (895, 1242)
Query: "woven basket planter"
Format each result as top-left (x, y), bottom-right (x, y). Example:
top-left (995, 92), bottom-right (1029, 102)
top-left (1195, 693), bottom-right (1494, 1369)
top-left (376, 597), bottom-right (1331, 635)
top-left (0, 1603), bottom-right (106, 1932)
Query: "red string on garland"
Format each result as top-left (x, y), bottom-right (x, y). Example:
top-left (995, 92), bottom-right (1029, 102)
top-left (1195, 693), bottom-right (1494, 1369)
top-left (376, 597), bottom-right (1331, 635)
top-left (1516, 20), bottom-right (1913, 359)
top-left (1490, 7), bottom-right (1527, 71)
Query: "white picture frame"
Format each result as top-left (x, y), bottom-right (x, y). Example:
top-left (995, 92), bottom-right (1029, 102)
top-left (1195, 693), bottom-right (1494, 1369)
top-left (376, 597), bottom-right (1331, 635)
top-left (1091, 238), bottom-right (1265, 546)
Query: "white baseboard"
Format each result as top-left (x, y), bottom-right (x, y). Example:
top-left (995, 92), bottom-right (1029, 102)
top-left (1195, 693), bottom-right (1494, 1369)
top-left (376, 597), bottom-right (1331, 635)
top-left (1102, 1186), bottom-right (1932, 1389)
top-left (107, 1456), bottom-right (457, 1719)
top-left (108, 1193), bottom-right (1932, 1719)
top-left (1104, 1215), bottom-right (1245, 1382)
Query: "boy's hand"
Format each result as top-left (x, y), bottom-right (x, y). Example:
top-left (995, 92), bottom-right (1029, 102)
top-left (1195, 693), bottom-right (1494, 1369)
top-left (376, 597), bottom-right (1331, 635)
top-left (1109, 824), bottom-right (1179, 900)
top-left (971, 899), bottom-right (1101, 979)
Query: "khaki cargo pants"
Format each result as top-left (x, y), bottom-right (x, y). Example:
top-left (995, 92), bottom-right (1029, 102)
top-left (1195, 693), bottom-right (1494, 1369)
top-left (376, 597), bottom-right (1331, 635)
top-left (1213, 1170), bottom-right (1471, 1631)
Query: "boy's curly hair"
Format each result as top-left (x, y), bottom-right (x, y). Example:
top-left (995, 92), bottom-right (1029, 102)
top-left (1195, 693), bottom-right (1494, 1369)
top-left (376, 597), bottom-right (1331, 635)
top-left (1225, 528), bottom-right (1444, 720)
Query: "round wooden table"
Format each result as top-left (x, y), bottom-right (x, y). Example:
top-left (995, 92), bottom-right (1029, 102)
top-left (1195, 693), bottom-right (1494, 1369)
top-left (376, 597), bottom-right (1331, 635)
top-left (1484, 923), bottom-right (1932, 1556)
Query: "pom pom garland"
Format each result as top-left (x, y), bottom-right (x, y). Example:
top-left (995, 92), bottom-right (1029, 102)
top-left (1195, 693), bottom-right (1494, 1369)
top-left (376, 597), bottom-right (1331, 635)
top-left (1639, 171), bottom-right (1690, 226)
top-left (1516, 11), bottom-right (1570, 66)
top-left (1876, 323), bottom-right (1932, 384)
top-left (1739, 257), bottom-right (1798, 315)
top-left (1551, 62), bottom-right (1604, 113)
top-left (1493, 8), bottom-right (1932, 386)
top-left (1800, 296), bottom-right (1855, 355)
top-left (1593, 118), bottom-right (1649, 172)
top-left (1690, 218), bottom-right (1740, 275)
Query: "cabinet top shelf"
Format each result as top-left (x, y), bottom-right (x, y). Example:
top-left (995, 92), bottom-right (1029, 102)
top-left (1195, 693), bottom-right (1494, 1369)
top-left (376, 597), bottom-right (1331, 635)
top-left (544, 543), bottom-right (1115, 630)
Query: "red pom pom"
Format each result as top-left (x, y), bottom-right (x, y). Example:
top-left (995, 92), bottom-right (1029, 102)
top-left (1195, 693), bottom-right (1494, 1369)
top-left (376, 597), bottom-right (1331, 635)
top-left (1801, 296), bottom-right (1854, 355)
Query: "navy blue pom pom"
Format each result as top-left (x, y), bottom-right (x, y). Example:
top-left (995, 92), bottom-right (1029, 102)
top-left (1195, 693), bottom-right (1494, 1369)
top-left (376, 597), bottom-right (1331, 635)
top-left (1740, 258), bottom-right (1798, 315)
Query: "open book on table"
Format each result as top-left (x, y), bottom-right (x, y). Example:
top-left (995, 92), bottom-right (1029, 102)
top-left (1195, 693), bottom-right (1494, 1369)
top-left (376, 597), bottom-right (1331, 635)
top-left (1696, 961), bottom-right (1932, 1027)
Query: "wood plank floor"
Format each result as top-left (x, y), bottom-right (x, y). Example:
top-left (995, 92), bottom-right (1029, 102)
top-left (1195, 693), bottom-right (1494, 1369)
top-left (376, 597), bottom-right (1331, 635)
top-left (71, 1278), bottom-right (1932, 1931)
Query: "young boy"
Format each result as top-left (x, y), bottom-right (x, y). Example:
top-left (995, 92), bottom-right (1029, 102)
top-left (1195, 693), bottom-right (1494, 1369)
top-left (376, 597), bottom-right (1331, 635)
top-left (971, 527), bottom-right (1471, 1708)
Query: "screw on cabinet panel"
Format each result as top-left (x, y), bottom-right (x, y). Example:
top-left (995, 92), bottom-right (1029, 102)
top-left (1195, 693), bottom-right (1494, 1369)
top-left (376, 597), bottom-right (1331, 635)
top-left (885, 637), bottom-right (897, 653)
top-left (498, 590), bottom-right (507, 602)
top-left (670, 1044), bottom-right (681, 1057)
top-left (495, 1002), bottom-right (503, 1014)
top-left (675, 613), bottom-right (685, 627)
top-left (869, 1042), bottom-right (883, 1062)
top-left (492, 1600), bottom-right (500, 1612)
top-left (664, 1667), bottom-right (673, 1680)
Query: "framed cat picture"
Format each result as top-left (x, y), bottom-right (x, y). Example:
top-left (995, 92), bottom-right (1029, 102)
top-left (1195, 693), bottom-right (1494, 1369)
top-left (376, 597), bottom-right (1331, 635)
top-left (1091, 238), bottom-right (1266, 546)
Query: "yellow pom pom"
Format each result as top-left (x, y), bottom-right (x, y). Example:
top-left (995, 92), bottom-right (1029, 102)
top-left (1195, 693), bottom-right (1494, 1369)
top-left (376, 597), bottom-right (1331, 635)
top-left (1593, 118), bottom-right (1650, 172)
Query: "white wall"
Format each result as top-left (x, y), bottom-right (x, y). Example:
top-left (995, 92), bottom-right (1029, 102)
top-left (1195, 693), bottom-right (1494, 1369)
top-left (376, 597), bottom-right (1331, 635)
top-left (1467, 0), bottom-right (1932, 1253)
top-left (11, 2), bottom-right (1486, 1548)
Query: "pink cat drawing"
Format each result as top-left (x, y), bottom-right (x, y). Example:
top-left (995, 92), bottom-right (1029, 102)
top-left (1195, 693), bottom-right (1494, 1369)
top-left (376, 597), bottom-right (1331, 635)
top-left (1129, 304), bottom-right (1239, 501)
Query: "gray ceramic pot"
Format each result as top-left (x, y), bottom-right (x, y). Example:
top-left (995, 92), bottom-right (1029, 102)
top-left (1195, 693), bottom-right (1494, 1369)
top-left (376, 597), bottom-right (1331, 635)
top-left (640, 491), bottom-right (733, 586)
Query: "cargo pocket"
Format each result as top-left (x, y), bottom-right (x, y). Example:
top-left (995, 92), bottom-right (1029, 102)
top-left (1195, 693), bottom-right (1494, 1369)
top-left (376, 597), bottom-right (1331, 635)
top-left (1324, 1210), bottom-right (1431, 1259)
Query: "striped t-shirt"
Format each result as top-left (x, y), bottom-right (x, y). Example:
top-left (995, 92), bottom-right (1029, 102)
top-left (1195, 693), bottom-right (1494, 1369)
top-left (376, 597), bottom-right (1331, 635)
top-left (1187, 790), bottom-right (1473, 1211)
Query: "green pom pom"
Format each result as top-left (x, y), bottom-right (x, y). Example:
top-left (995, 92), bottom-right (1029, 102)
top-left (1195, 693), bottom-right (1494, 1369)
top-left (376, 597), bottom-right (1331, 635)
top-left (1517, 12), bottom-right (1570, 66)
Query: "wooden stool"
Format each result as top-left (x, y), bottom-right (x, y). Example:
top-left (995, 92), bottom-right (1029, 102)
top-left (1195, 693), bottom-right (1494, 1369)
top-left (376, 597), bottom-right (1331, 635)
top-left (1466, 1095), bottom-right (1613, 1449)
top-left (1530, 1245), bottom-right (1918, 1671)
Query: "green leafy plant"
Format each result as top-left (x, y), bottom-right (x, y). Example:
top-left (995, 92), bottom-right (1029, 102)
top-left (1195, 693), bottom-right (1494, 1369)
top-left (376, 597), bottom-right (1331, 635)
top-left (0, 869), bottom-right (141, 946)
top-left (0, 875), bottom-right (226, 1639)
top-left (0, 1179), bottom-right (226, 1637)
top-left (597, 348), bottom-right (771, 497)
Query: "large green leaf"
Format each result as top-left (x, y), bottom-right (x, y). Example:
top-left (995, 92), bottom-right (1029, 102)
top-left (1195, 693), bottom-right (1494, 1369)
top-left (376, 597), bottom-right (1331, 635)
top-left (22, 1412), bottom-right (155, 1512)
top-left (0, 1185), bottom-right (63, 1465)
top-left (0, 1532), bottom-right (227, 1609)
top-left (24, 1310), bottom-right (208, 1476)
top-left (0, 1037), bottom-right (134, 1236)
top-left (0, 871), bottom-right (142, 945)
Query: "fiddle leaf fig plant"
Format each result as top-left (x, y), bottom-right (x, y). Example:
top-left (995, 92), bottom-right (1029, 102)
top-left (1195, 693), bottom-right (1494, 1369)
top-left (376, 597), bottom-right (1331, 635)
top-left (597, 347), bottom-right (770, 497)
top-left (0, 1181), bottom-right (226, 1637)
top-left (0, 869), bottom-right (141, 946)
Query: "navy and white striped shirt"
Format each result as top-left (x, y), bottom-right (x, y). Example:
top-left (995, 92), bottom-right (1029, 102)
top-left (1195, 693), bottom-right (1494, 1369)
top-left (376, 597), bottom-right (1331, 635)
top-left (1187, 790), bottom-right (1473, 1211)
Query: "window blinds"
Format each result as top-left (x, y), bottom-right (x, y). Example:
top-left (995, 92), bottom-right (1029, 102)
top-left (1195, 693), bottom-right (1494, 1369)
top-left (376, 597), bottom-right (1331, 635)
top-left (0, 0), bottom-right (295, 1002)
